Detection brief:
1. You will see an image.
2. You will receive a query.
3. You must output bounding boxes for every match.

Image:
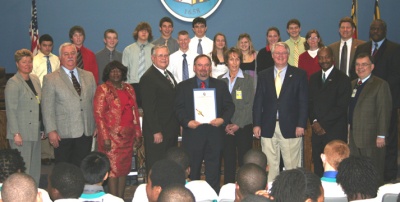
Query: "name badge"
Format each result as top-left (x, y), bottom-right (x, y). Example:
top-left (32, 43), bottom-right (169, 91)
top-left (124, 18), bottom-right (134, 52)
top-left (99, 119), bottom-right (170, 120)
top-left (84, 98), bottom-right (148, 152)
top-left (351, 89), bottom-right (357, 98)
top-left (236, 90), bottom-right (242, 100)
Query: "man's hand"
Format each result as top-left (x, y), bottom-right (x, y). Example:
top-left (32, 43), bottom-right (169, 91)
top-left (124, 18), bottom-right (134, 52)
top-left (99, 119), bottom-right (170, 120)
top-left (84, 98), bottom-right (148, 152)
top-left (295, 127), bottom-right (305, 137)
top-left (311, 122), bottom-right (326, 136)
top-left (93, 128), bottom-right (98, 137)
top-left (376, 137), bottom-right (385, 148)
top-left (188, 120), bottom-right (201, 129)
top-left (153, 132), bottom-right (163, 144)
top-left (48, 131), bottom-right (61, 148)
top-left (225, 124), bottom-right (239, 135)
top-left (253, 126), bottom-right (261, 139)
top-left (210, 118), bottom-right (224, 127)
top-left (14, 134), bottom-right (23, 146)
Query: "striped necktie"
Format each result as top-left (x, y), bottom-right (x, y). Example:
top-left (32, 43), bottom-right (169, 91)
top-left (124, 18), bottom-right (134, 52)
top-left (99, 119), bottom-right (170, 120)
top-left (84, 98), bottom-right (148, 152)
top-left (45, 56), bottom-right (52, 74)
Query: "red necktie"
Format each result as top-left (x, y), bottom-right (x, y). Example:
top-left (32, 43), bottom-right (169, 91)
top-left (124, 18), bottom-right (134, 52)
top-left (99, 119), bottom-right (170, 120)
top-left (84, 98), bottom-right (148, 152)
top-left (200, 81), bottom-right (206, 89)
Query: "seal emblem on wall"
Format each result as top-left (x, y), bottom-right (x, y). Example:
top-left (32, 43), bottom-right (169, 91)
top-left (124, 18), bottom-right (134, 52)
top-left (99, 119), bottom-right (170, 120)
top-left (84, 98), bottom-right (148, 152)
top-left (161, 0), bottom-right (223, 22)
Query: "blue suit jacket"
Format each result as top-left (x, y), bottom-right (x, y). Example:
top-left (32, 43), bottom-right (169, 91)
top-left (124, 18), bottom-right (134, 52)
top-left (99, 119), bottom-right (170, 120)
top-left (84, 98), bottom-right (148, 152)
top-left (253, 65), bottom-right (308, 138)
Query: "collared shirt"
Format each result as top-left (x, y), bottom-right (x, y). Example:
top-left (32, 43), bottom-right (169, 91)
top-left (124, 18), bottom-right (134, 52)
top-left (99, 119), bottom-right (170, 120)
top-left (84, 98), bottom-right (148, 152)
top-left (152, 37), bottom-right (179, 54)
top-left (221, 69), bottom-right (244, 93)
top-left (196, 77), bottom-right (209, 88)
top-left (371, 38), bottom-right (385, 53)
top-left (32, 50), bottom-right (60, 86)
top-left (274, 66), bottom-right (288, 84)
top-left (358, 74), bottom-right (371, 84)
top-left (95, 47), bottom-right (122, 84)
top-left (189, 35), bottom-right (214, 55)
top-left (322, 65), bottom-right (334, 80)
top-left (339, 38), bottom-right (352, 75)
top-left (285, 37), bottom-right (306, 67)
top-left (122, 41), bottom-right (154, 83)
top-left (61, 66), bottom-right (80, 83)
top-left (167, 49), bottom-right (198, 83)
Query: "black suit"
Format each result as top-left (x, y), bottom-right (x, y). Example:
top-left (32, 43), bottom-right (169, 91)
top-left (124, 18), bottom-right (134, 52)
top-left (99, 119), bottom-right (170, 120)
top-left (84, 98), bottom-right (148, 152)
top-left (140, 65), bottom-right (180, 173)
top-left (174, 77), bottom-right (234, 192)
top-left (351, 39), bottom-right (400, 181)
top-left (308, 67), bottom-right (352, 177)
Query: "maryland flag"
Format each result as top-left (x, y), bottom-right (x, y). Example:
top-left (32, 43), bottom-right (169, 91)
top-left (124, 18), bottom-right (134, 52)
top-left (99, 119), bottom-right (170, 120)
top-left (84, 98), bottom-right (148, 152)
top-left (351, 0), bottom-right (358, 39)
top-left (374, 0), bottom-right (381, 20)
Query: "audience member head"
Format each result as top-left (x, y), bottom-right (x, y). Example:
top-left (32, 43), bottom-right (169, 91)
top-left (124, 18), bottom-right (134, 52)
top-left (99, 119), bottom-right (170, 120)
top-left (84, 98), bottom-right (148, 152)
top-left (69, 25), bottom-right (85, 47)
top-left (38, 34), bottom-right (54, 56)
top-left (270, 168), bottom-right (323, 202)
top-left (320, 140), bottom-right (350, 171)
top-left (369, 19), bottom-right (387, 42)
top-left (0, 149), bottom-right (26, 183)
top-left (157, 184), bottom-right (195, 202)
top-left (159, 17), bottom-right (174, 38)
top-left (192, 17), bottom-right (207, 38)
top-left (211, 32), bottom-right (228, 65)
top-left (242, 194), bottom-right (271, 202)
top-left (336, 156), bottom-right (379, 201)
top-left (236, 163), bottom-right (268, 202)
top-left (146, 159), bottom-right (186, 202)
top-left (133, 22), bottom-right (153, 42)
top-left (243, 149), bottom-right (268, 171)
top-left (102, 60), bottom-right (128, 83)
top-left (166, 147), bottom-right (190, 178)
top-left (236, 33), bottom-right (256, 54)
top-left (286, 19), bottom-right (301, 39)
top-left (48, 162), bottom-right (85, 200)
top-left (266, 27), bottom-right (281, 46)
top-left (103, 29), bottom-right (119, 50)
top-left (177, 30), bottom-right (190, 52)
top-left (1, 173), bottom-right (40, 202)
top-left (338, 17), bottom-right (356, 41)
top-left (304, 29), bottom-right (324, 50)
top-left (80, 151), bottom-right (110, 185)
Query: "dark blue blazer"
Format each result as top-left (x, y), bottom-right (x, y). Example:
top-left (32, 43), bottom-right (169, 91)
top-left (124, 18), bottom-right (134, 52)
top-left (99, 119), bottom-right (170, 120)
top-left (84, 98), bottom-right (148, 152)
top-left (253, 65), bottom-right (308, 138)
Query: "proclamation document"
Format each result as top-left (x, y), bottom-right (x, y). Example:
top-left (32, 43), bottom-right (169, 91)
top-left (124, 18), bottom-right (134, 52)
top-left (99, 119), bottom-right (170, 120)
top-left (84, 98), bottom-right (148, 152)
top-left (193, 88), bottom-right (216, 123)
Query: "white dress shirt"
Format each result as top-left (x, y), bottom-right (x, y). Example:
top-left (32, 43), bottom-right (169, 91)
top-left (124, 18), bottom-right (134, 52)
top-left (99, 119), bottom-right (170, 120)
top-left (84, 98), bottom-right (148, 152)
top-left (167, 49), bottom-right (198, 83)
top-left (339, 38), bottom-right (352, 76)
top-left (189, 35), bottom-right (213, 55)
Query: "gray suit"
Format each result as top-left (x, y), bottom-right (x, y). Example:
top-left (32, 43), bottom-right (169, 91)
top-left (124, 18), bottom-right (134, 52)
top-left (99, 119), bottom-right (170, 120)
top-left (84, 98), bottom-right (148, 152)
top-left (5, 72), bottom-right (41, 184)
top-left (329, 39), bottom-right (365, 75)
top-left (42, 67), bottom-right (96, 165)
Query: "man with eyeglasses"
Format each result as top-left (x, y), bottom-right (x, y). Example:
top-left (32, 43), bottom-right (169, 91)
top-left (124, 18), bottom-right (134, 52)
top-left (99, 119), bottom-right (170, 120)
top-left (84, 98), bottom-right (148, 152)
top-left (348, 52), bottom-right (392, 185)
top-left (253, 42), bottom-right (308, 183)
top-left (351, 19), bottom-right (400, 183)
top-left (139, 45), bottom-right (179, 174)
top-left (328, 17), bottom-right (365, 77)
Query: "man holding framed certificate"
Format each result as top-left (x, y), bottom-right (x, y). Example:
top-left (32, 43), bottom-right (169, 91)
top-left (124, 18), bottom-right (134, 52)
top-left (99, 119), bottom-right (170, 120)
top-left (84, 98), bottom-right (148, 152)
top-left (174, 54), bottom-right (235, 193)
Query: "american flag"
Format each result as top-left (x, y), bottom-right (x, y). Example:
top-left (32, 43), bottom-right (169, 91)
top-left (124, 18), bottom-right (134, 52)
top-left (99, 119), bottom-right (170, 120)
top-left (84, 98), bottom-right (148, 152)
top-left (29, 0), bottom-right (39, 55)
top-left (351, 0), bottom-right (358, 39)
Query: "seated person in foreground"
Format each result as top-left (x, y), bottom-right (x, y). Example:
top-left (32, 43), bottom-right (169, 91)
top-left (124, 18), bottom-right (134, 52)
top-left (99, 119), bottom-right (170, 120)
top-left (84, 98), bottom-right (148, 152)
top-left (1, 173), bottom-right (42, 202)
top-left (336, 156), bottom-right (379, 201)
top-left (235, 163), bottom-right (268, 202)
top-left (320, 140), bottom-right (349, 197)
top-left (79, 152), bottom-right (124, 201)
top-left (158, 184), bottom-right (195, 202)
top-left (48, 162), bottom-right (85, 202)
top-left (0, 149), bottom-right (52, 202)
top-left (268, 168), bottom-right (324, 202)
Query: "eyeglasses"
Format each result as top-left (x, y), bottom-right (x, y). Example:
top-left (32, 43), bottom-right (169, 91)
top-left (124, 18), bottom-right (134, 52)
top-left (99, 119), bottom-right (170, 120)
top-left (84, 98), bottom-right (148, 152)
top-left (308, 37), bottom-right (319, 41)
top-left (355, 63), bottom-right (372, 67)
top-left (273, 52), bottom-right (288, 56)
top-left (155, 54), bottom-right (169, 58)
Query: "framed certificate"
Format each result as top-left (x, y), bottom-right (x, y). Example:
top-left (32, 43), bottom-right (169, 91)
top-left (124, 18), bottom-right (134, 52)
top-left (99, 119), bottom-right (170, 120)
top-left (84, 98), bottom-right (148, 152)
top-left (193, 88), bottom-right (216, 123)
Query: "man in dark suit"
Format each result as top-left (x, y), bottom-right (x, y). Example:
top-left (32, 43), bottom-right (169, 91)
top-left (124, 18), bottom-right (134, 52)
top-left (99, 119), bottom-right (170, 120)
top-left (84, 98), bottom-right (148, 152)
top-left (174, 54), bottom-right (234, 192)
top-left (140, 45), bottom-right (180, 174)
top-left (349, 53), bottom-right (392, 185)
top-left (308, 46), bottom-right (352, 177)
top-left (253, 42), bottom-right (308, 183)
top-left (329, 17), bottom-right (365, 76)
top-left (42, 43), bottom-right (97, 167)
top-left (351, 19), bottom-right (400, 182)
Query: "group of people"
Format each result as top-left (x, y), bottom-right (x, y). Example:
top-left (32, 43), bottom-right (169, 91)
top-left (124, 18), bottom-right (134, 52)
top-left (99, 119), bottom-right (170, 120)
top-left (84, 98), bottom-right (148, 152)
top-left (3, 13), bottom-right (400, 201)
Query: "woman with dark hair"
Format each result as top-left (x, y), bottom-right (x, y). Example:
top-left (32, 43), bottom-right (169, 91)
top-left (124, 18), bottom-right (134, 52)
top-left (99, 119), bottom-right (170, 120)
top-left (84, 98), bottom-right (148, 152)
top-left (5, 49), bottom-right (41, 185)
top-left (256, 27), bottom-right (281, 74)
top-left (218, 47), bottom-right (254, 184)
top-left (209, 33), bottom-right (228, 78)
top-left (298, 29), bottom-right (324, 80)
top-left (93, 60), bottom-right (142, 198)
